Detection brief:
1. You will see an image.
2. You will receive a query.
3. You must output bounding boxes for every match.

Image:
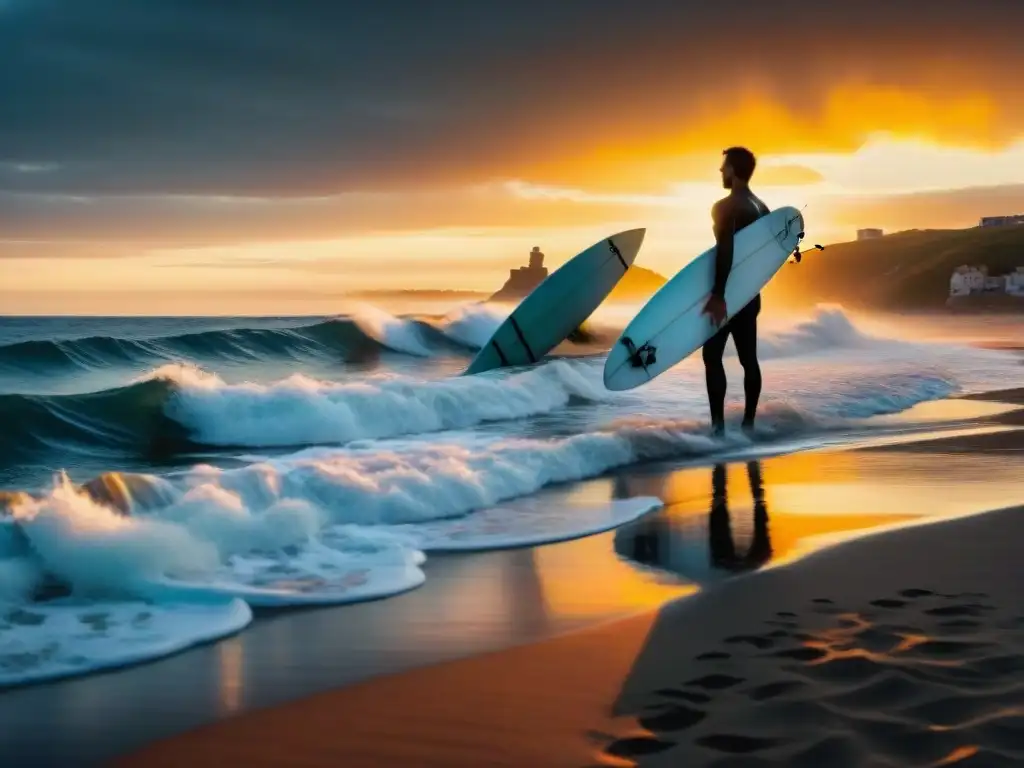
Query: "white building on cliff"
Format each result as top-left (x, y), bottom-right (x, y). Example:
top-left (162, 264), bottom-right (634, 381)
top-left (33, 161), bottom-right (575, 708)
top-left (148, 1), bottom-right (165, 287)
top-left (950, 265), bottom-right (1024, 296)
top-left (949, 265), bottom-right (987, 296)
top-left (1007, 267), bottom-right (1024, 296)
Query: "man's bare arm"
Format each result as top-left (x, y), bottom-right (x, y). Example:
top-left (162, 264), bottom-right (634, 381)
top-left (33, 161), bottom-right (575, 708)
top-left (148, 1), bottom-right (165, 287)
top-left (711, 199), bottom-right (735, 298)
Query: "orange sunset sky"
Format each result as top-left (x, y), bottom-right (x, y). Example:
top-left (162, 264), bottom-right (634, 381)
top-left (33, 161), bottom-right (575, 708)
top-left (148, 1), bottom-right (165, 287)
top-left (2, 1), bottom-right (1024, 314)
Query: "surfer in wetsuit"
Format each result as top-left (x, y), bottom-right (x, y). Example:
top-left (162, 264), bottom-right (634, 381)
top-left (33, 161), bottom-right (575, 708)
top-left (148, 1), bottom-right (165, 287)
top-left (701, 146), bottom-right (770, 435)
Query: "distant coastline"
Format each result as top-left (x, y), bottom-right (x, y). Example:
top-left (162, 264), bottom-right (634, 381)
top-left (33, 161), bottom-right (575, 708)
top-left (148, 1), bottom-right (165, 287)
top-left (345, 289), bottom-right (488, 300)
top-left (346, 247), bottom-right (668, 304)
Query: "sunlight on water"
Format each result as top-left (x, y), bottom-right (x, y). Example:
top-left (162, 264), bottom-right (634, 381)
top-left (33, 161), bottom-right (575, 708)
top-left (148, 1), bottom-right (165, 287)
top-left (0, 304), bottom-right (1022, 686)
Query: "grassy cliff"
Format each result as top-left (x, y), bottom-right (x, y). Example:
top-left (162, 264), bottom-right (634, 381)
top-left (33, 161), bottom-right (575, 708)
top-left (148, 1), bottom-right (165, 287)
top-left (767, 225), bottom-right (1024, 310)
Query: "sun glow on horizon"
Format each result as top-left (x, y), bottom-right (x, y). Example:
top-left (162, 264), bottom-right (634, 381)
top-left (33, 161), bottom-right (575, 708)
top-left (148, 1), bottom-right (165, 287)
top-left (4, 97), bottom-right (1024, 314)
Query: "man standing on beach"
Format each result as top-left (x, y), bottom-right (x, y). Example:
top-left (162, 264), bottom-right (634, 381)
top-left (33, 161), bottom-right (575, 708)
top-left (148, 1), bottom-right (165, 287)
top-left (701, 146), bottom-right (770, 434)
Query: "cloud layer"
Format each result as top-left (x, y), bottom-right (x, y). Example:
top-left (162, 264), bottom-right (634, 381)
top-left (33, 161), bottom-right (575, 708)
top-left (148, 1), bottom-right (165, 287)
top-left (3, 0), bottom-right (1024, 197)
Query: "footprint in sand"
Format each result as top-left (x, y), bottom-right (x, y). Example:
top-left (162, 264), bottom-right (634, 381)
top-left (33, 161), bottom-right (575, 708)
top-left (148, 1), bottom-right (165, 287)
top-left (654, 688), bottom-right (711, 704)
top-left (899, 589), bottom-right (935, 598)
top-left (724, 634), bottom-right (776, 650)
top-left (603, 736), bottom-right (675, 759)
top-left (597, 588), bottom-right (1024, 764)
top-left (695, 651), bottom-right (731, 661)
top-left (695, 733), bottom-right (781, 754)
top-left (684, 674), bottom-right (744, 691)
top-left (747, 679), bottom-right (806, 701)
top-left (638, 704), bottom-right (707, 732)
top-left (869, 598), bottom-right (907, 609)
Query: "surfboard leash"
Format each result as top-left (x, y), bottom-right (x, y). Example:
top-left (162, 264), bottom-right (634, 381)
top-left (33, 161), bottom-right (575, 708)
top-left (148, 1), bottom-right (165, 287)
top-left (780, 208), bottom-right (825, 263)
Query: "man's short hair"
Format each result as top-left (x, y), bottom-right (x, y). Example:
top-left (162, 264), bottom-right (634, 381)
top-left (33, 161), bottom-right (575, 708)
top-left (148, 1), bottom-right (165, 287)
top-left (723, 147), bottom-right (756, 182)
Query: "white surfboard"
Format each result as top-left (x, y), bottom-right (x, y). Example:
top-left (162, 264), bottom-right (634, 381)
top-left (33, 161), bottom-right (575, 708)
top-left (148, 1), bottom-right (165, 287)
top-left (465, 228), bottom-right (646, 375)
top-left (603, 207), bottom-right (820, 391)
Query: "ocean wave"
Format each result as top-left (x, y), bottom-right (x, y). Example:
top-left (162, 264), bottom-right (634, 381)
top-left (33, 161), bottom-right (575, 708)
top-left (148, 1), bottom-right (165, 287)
top-left (0, 378), bottom-right (193, 466)
top-left (1, 304), bottom-right (1021, 687)
top-left (0, 391), bottom-right (968, 607)
top-left (0, 304), bottom-right (508, 376)
top-left (0, 407), bottom-right (819, 613)
top-left (3, 305), bottom-right (1008, 470)
top-left (741, 305), bottom-right (872, 359)
top-left (0, 359), bottom-right (1003, 688)
top-left (0, 359), bottom-right (609, 467)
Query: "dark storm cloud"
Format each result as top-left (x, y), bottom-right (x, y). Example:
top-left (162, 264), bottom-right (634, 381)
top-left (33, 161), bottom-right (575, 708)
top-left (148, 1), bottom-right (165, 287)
top-left (2, 0), bottom-right (1023, 197)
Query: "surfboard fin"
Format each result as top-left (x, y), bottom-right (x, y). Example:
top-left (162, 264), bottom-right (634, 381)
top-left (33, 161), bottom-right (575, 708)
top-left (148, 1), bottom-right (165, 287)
top-left (639, 345), bottom-right (656, 367)
top-left (622, 336), bottom-right (656, 368)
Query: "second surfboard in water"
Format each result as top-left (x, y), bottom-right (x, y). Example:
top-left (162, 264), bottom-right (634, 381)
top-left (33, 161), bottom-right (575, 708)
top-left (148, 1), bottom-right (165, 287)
top-left (604, 207), bottom-right (820, 391)
top-left (464, 229), bottom-right (646, 375)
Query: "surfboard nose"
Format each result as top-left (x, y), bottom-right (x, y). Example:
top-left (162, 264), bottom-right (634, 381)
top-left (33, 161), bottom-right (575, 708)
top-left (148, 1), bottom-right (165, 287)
top-left (609, 228), bottom-right (646, 264)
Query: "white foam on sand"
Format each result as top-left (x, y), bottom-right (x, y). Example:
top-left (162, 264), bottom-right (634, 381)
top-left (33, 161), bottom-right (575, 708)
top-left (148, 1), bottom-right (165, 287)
top-left (0, 593), bottom-right (251, 688)
top-left (393, 496), bottom-right (664, 552)
top-left (0, 457), bottom-right (667, 683)
top-left (3, 305), bottom-right (1021, 687)
top-left (5, 476), bottom-right (429, 609)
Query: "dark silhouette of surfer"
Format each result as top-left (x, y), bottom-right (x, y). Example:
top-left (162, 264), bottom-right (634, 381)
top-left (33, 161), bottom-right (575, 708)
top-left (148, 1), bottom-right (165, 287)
top-left (702, 147), bottom-right (770, 435)
top-left (708, 460), bottom-right (772, 571)
top-left (613, 462), bottom-right (772, 577)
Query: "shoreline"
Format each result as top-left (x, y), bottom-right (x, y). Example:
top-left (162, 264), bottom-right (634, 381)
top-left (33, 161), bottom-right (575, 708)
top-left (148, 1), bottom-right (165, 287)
top-left (111, 393), bottom-right (1024, 767)
top-left (117, 500), bottom-right (1024, 767)
top-left (1, 389), bottom-right (1022, 765)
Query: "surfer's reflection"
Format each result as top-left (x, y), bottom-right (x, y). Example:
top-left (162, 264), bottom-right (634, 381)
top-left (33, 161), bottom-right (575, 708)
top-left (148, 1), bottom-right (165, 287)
top-left (708, 461), bottom-right (772, 571)
top-left (614, 461), bottom-right (772, 580)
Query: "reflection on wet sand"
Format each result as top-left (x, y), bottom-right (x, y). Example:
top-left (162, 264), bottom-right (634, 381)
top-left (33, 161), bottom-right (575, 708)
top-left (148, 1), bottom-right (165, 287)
top-left (64, 439), bottom-right (1024, 768)
top-left (709, 462), bottom-right (772, 572)
top-left (217, 639), bottom-right (244, 715)
top-left (615, 461), bottom-right (774, 583)
top-left (608, 441), bottom-right (1024, 582)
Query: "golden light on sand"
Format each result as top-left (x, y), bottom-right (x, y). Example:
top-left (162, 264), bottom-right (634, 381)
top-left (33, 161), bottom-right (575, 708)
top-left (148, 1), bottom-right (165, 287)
top-left (532, 532), bottom-right (696, 619)
top-left (217, 639), bottom-right (244, 715)
top-left (529, 480), bottom-right (694, 618)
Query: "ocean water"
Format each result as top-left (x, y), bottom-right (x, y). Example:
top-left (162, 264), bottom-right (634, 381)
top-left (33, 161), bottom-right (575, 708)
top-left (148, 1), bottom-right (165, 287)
top-left (0, 302), bottom-right (1020, 687)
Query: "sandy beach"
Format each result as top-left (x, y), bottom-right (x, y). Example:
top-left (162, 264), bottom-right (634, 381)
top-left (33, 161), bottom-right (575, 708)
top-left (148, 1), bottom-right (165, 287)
top-left (113, 391), bottom-right (1024, 768)
top-left (8, 421), bottom-right (1023, 766)
top-left (119, 502), bottom-right (1024, 768)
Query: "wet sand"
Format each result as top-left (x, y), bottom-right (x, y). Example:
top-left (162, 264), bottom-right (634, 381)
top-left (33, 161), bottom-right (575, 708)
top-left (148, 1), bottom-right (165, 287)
top-left (116, 502), bottom-right (1024, 768)
top-left (871, 388), bottom-right (1024, 453)
top-left (601, 502), bottom-right (1024, 767)
top-left (112, 397), bottom-right (1024, 768)
top-left (20, 435), bottom-right (1019, 766)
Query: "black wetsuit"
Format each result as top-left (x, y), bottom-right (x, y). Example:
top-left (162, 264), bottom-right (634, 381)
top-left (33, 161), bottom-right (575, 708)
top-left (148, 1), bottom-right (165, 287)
top-left (703, 190), bottom-right (770, 429)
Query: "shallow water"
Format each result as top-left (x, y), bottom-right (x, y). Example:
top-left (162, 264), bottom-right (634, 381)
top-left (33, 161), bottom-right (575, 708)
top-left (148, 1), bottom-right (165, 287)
top-left (0, 302), bottom-right (1021, 687)
top-left (4, 443), bottom-right (1024, 767)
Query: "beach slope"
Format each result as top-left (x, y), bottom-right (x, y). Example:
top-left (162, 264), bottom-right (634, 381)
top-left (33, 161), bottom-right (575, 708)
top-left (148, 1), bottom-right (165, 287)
top-left (116, 490), bottom-right (1024, 767)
